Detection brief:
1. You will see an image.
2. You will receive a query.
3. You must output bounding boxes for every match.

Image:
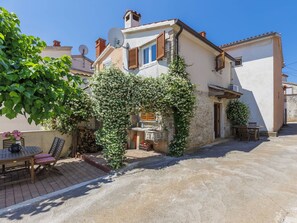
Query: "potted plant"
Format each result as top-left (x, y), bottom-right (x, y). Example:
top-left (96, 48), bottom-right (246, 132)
top-left (2, 130), bottom-right (23, 152)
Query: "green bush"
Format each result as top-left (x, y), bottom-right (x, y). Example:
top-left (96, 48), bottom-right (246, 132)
top-left (226, 100), bottom-right (250, 125)
top-left (91, 56), bottom-right (195, 169)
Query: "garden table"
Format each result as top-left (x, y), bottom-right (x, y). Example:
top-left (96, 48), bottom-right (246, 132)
top-left (0, 146), bottom-right (42, 185)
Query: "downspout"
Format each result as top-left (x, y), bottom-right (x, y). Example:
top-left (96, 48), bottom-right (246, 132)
top-left (175, 21), bottom-right (184, 56)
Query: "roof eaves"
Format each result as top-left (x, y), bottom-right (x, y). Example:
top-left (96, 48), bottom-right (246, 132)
top-left (71, 55), bottom-right (94, 63)
top-left (174, 19), bottom-right (235, 61)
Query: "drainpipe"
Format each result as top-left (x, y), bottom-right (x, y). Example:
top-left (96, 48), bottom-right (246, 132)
top-left (175, 21), bottom-right (184, 56)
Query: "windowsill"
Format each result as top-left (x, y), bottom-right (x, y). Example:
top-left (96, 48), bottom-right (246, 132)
top-left (140, 61), bottom-right (158, 70)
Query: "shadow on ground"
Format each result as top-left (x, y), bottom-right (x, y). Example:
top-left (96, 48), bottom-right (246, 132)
top-left (0, 175), bottom-right (113, 221)
top-left (2, 123), bottom-right (296, 220)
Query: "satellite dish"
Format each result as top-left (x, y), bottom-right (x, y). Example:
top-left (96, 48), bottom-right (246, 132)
top-left (108, 28), bottom-right (124, 48)
top-left (79, 45), bottom-right (89, 55)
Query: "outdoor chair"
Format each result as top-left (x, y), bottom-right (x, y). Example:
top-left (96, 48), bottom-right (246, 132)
top-left (2, 138), bottom-right (25, 173)
top-left (248, 122), bottom-right (257, 127)
top-left (34, 137), bottom-right (60, 160)
top-left (237, 126), bottom-right (250, 141)
top-left (35, 138), bottom-right (65, 174)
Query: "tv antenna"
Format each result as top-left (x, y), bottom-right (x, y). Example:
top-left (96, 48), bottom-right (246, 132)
top-left (79, 45), bottom-right (89, 56)
top-left (108, 28), bottom-right (125, 49)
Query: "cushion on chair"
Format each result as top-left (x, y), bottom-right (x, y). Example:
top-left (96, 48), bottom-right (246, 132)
top-left (35, 156), bottom-right (56, 165)
top-left (34, 154), bottom-right (52, 159)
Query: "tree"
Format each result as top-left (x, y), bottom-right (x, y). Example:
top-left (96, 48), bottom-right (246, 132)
top-left (0, 7), bottom-right (82, 124)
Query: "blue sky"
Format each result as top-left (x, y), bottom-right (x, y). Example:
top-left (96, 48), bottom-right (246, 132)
top-left (2, 0), bottom-right (297, 82)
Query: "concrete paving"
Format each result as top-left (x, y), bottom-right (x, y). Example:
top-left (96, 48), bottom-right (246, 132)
top-left (2, 123), bottom-right (297, 223)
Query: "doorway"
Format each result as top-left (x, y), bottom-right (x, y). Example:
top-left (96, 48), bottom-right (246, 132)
top-left (214, 103), bottom-right (221, 138)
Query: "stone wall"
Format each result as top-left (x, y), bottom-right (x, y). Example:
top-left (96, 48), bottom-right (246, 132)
top-left (287, 95), bottom-right (297, 122)
top-left (187, 91), bottom-right (232, 151)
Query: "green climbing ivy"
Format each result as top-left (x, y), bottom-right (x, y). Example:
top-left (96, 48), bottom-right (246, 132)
top-left (226, 100), bottom-right (250, 126)
top-left (92, 56), bottom-right (195, 169)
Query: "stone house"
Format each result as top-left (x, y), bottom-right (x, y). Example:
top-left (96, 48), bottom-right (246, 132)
top-left (93, 10), bottom-right (242, 153)
top-left (221, 33), bottom-right (285, 136)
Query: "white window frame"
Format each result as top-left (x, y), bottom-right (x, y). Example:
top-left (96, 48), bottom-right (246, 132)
top-left (102, 57), bottom-right (112, 68)
top-left (141, 42), bottom-right (157, 67)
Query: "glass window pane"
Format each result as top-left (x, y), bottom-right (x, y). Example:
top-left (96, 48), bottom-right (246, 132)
top-left (151, 44), bottom-right (157, 61)
top-left (143, 47), bottom-right (149, 64)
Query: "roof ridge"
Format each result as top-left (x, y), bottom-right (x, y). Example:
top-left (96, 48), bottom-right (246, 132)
top-left (220, 32), bottom-right (279, 48)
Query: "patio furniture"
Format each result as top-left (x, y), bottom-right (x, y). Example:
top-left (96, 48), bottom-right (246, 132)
top-left (35, 138), bottom-right (65, 173)
top-left (237, 126), bottom-right (250, 141)
top-left (2, 137), bottom-right (26, 173)
top-left (0, 146), bottom-right (42, 185)
top-left (248, 126), bottom-right (260, 140)
top-left (3, 137), bottom-right (25, 149)
top-left (34, 137), bottom-right (59, 160)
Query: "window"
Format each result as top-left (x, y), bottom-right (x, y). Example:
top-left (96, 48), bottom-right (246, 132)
top-left (286, 87), bottom-right (293, 95)
top-left (103, 57), bottom-right (112, 68)
top-left (142, 43), bottom-right (157, 65)
top-left (235, 57), bottom-right (242, 66)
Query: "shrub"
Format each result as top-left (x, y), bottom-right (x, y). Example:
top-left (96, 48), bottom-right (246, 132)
top-left (226, 100), bottom-right (250, 125)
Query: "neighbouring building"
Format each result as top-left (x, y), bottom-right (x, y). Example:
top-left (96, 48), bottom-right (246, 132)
top-left (283, 79), bottom-right (297, 122)
top-left (221, 32), bottom-right (285, 136)
top-left (93, 10), bottom-right (242, 153)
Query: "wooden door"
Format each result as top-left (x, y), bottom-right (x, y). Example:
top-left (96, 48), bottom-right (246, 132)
top-left (214, 103), bottom-right (221, 138)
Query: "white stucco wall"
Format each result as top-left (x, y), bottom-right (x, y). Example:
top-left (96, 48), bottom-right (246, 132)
top-left (225, 38), bottom-right (275, 132)
top-left (178, 31), bottom-right (233, 141)
top-left (122, 27), bottom-right (173, 77)
top-left (179, 32), bottom-right (232, 91)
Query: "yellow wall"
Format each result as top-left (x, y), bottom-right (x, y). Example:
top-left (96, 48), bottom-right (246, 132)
top-left (0, 130), bottom-right (72, 158)
top-left (273, 37), bottom-right (284, 132)
top-left (96, 47), bottom-right (123, 71)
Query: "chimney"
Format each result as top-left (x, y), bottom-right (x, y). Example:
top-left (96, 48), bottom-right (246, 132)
top-left (124, 10), bottom-right (141, 28)
top-left (95, 38), bottom-right (106, 58)
top-left (200, 31), bottom-right (206, 38)
top-left (53, 40), bottom-right (61, 47)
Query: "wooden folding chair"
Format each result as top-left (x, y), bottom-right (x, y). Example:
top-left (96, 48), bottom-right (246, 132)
top-left (34, 137), bottom-right (60, 160)
top-left (35, 138), bottom-right (65, 174)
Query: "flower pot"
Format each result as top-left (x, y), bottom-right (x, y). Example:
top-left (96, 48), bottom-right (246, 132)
top-left (8, 143), bottom-right (22, 153)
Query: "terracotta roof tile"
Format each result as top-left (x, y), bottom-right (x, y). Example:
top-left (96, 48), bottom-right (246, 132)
top-left (220, 32), bottom-right (279, 48)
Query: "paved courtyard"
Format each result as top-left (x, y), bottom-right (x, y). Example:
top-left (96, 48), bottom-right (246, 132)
top-left (1, 124), bottom-right (297, 222)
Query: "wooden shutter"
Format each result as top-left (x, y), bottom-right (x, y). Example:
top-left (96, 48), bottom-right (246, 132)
top-left (156, 31), bottom-right (165, 60)
top-left (128, 47), bottom-right (139, 69)
top-left (215, 52), bottom-right (225, 71)
top-left (140, 112), bottom-right (156, 121)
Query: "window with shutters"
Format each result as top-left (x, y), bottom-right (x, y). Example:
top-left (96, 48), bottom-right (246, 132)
top-left (142, 43), bottom-right (157, 65)
top-left (140, 112), bottom-right (156, 121)
top-left (128, 47), bottom-right (139, 69)
top-left (156, 32), bottom-right (165, 60)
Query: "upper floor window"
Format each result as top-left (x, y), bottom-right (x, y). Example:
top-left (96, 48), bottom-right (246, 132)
top-left (142, 43), bottom-right (157, 65)
top-left (128, 31), bottom-right (165, 70)
top-left (235, 57), bottom-right (242, 66)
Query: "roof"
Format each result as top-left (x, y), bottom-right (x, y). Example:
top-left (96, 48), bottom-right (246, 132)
top-left (220, 32), bottom-right (280, 48)
top-left (174, 20), bottom-right (235, 61)
top-left (208, 84), bottom-right (242, 99)
top-left (122, 19), bottom-right (235, 61)
top-left (71, 55), bottom-right (94, 63)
